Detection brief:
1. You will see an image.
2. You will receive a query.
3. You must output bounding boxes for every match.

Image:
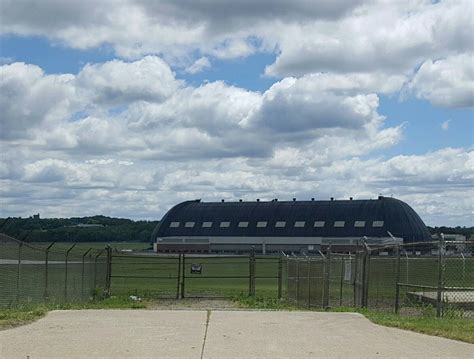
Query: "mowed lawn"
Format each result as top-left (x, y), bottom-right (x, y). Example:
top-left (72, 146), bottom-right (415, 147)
top-left (110, 254), bottom-right (286, 299)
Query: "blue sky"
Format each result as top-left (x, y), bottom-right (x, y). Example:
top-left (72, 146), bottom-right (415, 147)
top-left (0, 1), bottom-right (473, 226)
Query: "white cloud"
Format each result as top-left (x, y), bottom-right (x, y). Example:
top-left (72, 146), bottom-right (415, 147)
top-left (264, 1), bottom-right (473, 79)
top-left (0, 58), bottom-right (413, 222)
top-left (0, 63), bottom-right (76, 139)
top-left (408, 54), bottom-right (474, 108)
top-left (1, 0), bottom-right (472, 105)
top-left (184, 57), bottom-right (211, 74)
top-left (76, 56), bottom-right (182, 105)
top-left (441, 119), bottom-right (451, 131)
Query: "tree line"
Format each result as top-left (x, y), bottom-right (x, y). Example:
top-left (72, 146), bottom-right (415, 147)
top-left (0, 216), bottom-right (159, 243)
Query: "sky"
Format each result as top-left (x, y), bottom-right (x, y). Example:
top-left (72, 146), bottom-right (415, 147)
top-left (0, 0), bottom-right (473, 226)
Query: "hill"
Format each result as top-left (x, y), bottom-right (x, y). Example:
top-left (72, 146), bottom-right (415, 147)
top-left (0, 216), bottom-right (159, 243)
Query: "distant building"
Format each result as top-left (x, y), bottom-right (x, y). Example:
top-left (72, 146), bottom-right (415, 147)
top-left (32, 213), bottom-right (40, 219)
top-left (152, 196), bottom-right (431, 254)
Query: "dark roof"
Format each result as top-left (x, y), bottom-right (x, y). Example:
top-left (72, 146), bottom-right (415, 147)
top-left (153, 196), bottom-right (431, 243)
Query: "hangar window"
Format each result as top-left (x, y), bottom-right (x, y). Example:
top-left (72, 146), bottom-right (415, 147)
top-left (294, 221), bottom-right (305, 228)
top-left (257, 221), bottom-right (267, 228)
top-left (238, 221), bottom-right (249, 228)
top-left (372, 221), bottom-right (384, 227)
top-left (185, 222), bottom-right (195, 228)
top-left (202, 222), bottom-right (212, 228)
top-left (170, 222), bottom-right (180, 228)
top-left (275, 221), bottom-right (286, 227)
top-left (220, 221), bottom-right (230, 228)
top-left (354, 221), bottom-right (365, 227)
top-left (314, 221), bottom-right (325, 227)
top-left (334, 221), bottom-right (345, 227)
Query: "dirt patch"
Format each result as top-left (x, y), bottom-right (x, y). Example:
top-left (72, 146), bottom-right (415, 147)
top-left (146, 298), bottom-right (242, 310)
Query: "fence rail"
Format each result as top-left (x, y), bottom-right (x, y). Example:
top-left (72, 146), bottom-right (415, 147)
top-left (287, 238), bottom-right (474, 318)
top-left (0, 233), bottom-right (108, 308)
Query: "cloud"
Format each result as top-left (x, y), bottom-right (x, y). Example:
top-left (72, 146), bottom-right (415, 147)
top-left (184, 57), bottom-right (211, 74)
top-left (75, 56), bottom-right (182, 105)
top-left (407, 54), bottom-right (474, 108)
top-left (441, 119), bottom-right (451, 131)
top-left (0, 47), bottom-right (472, 225)
top-left (264, 1), bottom-right (473, 79)
top-left (2, 1), bottom-right (472, 102)
top-left (0, 62), bottom-right (76, 139)
top-left (2, 58), bottom-right (398, 159)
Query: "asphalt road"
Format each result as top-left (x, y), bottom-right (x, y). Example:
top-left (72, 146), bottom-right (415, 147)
top-left (0, 310), bottom-right (472, 358)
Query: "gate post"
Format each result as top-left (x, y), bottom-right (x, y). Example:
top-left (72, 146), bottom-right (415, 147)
top-left (295, 259), bottom-right (300, 305)
top-left (180, 253), bottom-right (186, 299)
top-left (176, 253), bottom-right (182, 300)
top-left (277, 255), bottom-right (283, 299)
top-left (323, 244), bottom-right (332, 308)
top-left (248, 248), bottom-right (255, 297)
top-left (307, 257), bottom-right (311, 308)
top-left (339, 255), bottom-right (344, 307)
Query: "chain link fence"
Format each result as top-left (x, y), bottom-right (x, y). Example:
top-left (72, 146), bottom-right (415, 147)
top-left (0, 233), bottom-right (108, 308)
top-left (287, 238), bottom-right (473, 318)
top-left (109, 251), bottom-right (287, 299)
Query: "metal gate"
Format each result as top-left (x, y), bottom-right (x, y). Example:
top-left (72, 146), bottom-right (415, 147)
top-left (109, 251), bottom-right (286, 299)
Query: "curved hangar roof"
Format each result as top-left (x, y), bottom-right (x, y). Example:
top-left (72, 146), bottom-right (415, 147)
top-left (154, 196), bottom-right (431, 243)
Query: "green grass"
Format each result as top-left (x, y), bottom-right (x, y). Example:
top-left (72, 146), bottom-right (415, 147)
top-left (110, 255), bottom-right (286, 299)
top-left (0, 297), bottom-right (146, 329)
top-left (333, 307), bottom-right (474, 344)
top-left (234, 295), bottom-right (474, 344)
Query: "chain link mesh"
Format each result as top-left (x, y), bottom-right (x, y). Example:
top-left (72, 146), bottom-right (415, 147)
top-left (0, 234), bottom-right (108, 308)
top-left (287, 239), bottom-right (473, 318)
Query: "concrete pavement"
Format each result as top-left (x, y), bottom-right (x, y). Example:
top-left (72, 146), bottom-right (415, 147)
top-left (0, 310), bottom-right (472, 358)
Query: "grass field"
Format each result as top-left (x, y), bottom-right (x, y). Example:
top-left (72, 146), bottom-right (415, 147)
top-left (110, 254), bottom-right (286, 299)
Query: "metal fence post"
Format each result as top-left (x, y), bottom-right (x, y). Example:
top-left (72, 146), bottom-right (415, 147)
top-left (176, 253), bottom-right (182, 300)
top-left (364, 241), bottom-right (371, 308)
top-left (104, 246), bottom-right (112, 298)
top-left (339, 255), bottom-right (344, 307)
top-left (295, 259), bottom-right (300, 305)
top-left (81, 248), bottom-right (92, 300)
top-left (16, 242), bottom-right (23, 304)
top-left (394, 243), bottom-right (401, 314)
top-left (277, 255), bottom-right (283, 299)
top-left (323, 244), bottom-right (332, 308)
top-left (180, 253), bottom-right (186, 299)
top-left (248, 248), bottom-right (255, 297)
top-left (436, 234), bottom-right (445, 318)
top-left (64, 243), bottom-right (77, 301)
top-left (93, 250), bottom-right (104, 299)
top-left (44, 242), bottom-right (55, 300)
top-left (307, 257), bottom-right (311, 308)
top-left (353, 241), bottom-right (359, 307)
